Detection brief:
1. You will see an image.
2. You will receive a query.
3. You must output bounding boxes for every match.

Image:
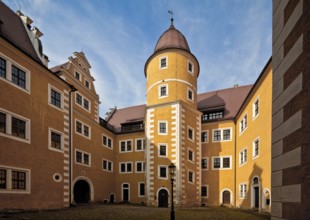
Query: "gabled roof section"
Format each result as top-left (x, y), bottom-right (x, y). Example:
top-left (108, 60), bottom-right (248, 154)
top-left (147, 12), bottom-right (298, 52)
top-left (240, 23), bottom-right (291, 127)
top-left (198, 85), bottom-right (253, 121)
top-left (0, 2), bottom-right (42, 64)
top-left (107, 104), bottom-right (146, 133)
top-left (73, 51), bottom-right (91, 69)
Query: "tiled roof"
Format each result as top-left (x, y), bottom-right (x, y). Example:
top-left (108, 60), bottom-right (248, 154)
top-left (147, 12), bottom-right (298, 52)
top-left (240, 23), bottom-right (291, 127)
top-left (107, 104), bottom-right (146, 133)
top-left (198, 85), bottom-right (252, 120)
top-left (0, 2), bottom-right (41, 64)
top-left (107, 85), bottom-right (253, 132)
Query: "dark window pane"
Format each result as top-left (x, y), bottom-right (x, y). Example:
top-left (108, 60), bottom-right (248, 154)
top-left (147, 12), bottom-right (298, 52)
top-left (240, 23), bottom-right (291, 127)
top-left (0, 57), bottom-right (6, 78)
top-left (12, 171), bottom-right (26, 190)
top-left (51, 132), bottom-right (61, 149)
top-left (0, 169), bottom-right (6, 189)
top-left (12, 65), bottom-right (26, 89)
top-left (12, 117), bottom-right (26, 139)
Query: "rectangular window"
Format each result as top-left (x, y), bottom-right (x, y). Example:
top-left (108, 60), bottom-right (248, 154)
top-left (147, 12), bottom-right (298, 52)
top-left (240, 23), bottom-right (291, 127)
top-left (159, 166), bottom-right (167, 179)
top-left (240, 184), bottom-right (247, 198)
top-left (75, 150), bottom-right (91, 166)
top-left (51, 132), bottom-right (61, 150)
top-left (12, 65), bottom-right (26, 89)
top-left (212, 128), bottom-right (232, 142)
top-left (253, 98), bottom-right (259, 118)
top-left (75, 72), bottom-right (80, 80)
top-left (51, 89), bottom-right (61, 108)
top-left (102, 159), bottom-right (113, 172)
top-left (188, 149), bottom-right (194, 162)
top-left (119, 140), bottom-right (133, 152)
top-left (188, 61), bottom-right (193, 74)
top-left (239, 148), bottom-right (247, 165)
top-left (159, 144), bottom-right (167, 157)
top-left (12, 171), bottom-right (26, 190)
top-left (0, 112), bottom-right (6, 133)
top-left (139, 182), bottom-right (145, 196)
top-left (201, 185), bottom-right (208, 197)
top-left (201, 131), bottom-right (208, 143)
top-left (12, 117), bottom-right (26, 139)
top-left (103, 135), bottom-right (113, 149)
top-left (0, 57), bottom-right (6, 78)
top-left (160, 57), bottom-right (167, 69)
top-left (76, 93), bottom-right (82, 105)
top-left (158, 121), bottom-right (167, 134)
top-left (75, 120), bottom-right (91, 138)
top-left (120, 162), bottom-right (132, 173)
top-left (0, 169), bottom-right (6, 189)
top-left (188, 127), bottom-right (194, 140)
top-left (213, 156), bottom-right (231, 169)
top-left (201, 158), bottom-right (208, 170)
top-left (253, 138), bottom-right (260, 158)
top-left (201, 111), bottom-right (223, 122)
top-left (240, 114), bottom-right (248, 133)
top-left (159, 85), bottom-right (167, 97)
top-left (84, 99), bottom-right (89, 110)
top-left (85, 80), bottom-right (90, 89)
top-left (136, 162), bottom-right (145, 173)
top-left (187, 88), bottom-right (194, 101)
top-left (136, 138), bottom-right (145, 151)
top-left (188, 170), bottom-right (194, 183)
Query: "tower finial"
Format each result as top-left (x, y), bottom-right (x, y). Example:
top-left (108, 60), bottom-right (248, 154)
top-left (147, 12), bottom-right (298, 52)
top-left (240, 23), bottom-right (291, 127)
top-left (168, 10), bottom-right (174, 25)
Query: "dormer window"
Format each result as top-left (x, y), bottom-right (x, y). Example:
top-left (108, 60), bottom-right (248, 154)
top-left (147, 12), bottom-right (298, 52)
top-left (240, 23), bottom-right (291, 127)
top-left (201, 111), bottom-right (224, 122)
top-left (159, 57), bottom-right (167, 69)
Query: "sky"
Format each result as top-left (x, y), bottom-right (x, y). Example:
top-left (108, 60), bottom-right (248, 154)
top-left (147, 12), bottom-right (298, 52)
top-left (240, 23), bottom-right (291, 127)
top-left (4, 0), bottom-right (272, 117)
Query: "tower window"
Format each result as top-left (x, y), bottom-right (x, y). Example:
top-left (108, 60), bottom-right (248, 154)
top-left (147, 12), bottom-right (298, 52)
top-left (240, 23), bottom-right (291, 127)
top-left (188, 60), bottom-right (194, 74)
top-left (159, 57), bottom-right (167, 69)
top-left (159, 85), bottom-right (168, 97)
top-left (187, 88), bottom-right (194, 101)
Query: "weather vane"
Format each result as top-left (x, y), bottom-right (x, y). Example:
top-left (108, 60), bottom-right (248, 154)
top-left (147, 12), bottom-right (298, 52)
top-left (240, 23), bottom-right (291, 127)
top-left (168, 10), bottom-right (174, 25)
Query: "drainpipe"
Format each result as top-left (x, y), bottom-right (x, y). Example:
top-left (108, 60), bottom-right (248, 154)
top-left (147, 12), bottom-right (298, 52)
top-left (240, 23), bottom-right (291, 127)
top-left (69, 85), bottom-right (77, 207)
top-left (234, 121), bottom-right (237, 207)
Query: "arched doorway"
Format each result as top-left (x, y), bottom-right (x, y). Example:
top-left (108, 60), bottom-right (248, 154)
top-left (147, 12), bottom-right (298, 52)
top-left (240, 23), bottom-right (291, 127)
top-left (222, 190), bottom-right (231, 205)
top-left (74, 180), bottom-right (90, 203)
top-left (110, 193), bottom-right (115, 203)
top-left (122, 183), bottom-right (130, 202)
top-left (158, 189), bottom-right (169, 207)
top-left (252, 177), bottom-right (260, 209)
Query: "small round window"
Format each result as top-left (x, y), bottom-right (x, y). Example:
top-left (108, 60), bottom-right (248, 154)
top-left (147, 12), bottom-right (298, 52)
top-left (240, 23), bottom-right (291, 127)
top-left (53, 173), bottom-right (62, 182)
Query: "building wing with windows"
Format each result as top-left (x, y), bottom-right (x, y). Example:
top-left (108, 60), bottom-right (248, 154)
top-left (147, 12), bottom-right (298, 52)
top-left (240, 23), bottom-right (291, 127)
top-left (0, 1), bottom-right (272, 212)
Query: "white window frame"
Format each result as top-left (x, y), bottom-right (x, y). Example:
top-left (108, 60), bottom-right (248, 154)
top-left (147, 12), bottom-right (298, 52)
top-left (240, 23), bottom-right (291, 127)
top-left (201, 157), bottom-right (209, 170)
top-left (75, 71), bottom-right (81, 82)
top-left (212, 128), bottom-right (232, 142)
top-left (75, 149), bottom-right (91, 167)
top-left (0, 53), bottom-right (31, 94)
top-left (188, 170), bottom-right (195, 184)
top-left (239, 183), bottom-right (247, 199)
top-left (48, 84), bottom-right (64, 110)
top-left (252, 96), bottom-right (260, 119)
top-left (48, 127), bottom-right (64, 153)
top-left (158, 165), bottom-right (168, 179)
top-left (158, 121), bottom-right (168, 135)
top-left (252, 137), bottom-right (260, 159)
top-left (119, 139), bottom-right (133, 153)
top-left (187, 87), bottom-right (194, 102)
top-left (135, 138), bottom-right (145, 151)
top-left (75, 92), bottom-right (91, 112)
top-left (187, 59), bottom-right (194, 74)
top-left (201, 185), bottom-right (209, 198)
top-left (119, 162), bottom-right (133, 174)
top-left (187, 126), bottom-right (194, 141)
top-left (102, 134), bottom-right (113, 150)
top-left (158, 143), bottom-right (168, 157)
top-left (0, 108), bottom-right (31, 144)
top-left (0, 165), bottom-right (31, 194)
top-left (212, 156), bottom-right (232, 170)
top-left (239, 147), bottom-right (248, 166)
top-left (188, 148), bottom-right (194, 163)
top-left (159, 56), bottom-right (168, 69)
top-left (135, 161), bottom-right (145, 173)
top-left (75, 119), bottom-right (91, 139)
top-left (138, 182), bottom-right (145, 197)
top-left (239, 113), bottom-right (248, 134)
top-left (102, 159), bottom-right (113, 172)
top-left (158, 84), bottom-right (168, 98)
top-left (201, 130), bottom-right (209, 143)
